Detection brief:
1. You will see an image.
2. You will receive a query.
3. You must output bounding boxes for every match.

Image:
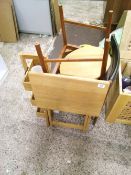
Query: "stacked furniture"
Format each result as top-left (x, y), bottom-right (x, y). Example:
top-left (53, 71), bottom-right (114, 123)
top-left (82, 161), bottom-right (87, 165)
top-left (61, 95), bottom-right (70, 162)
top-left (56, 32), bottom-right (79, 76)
top-left (20, 6), bottom-right (120, 131)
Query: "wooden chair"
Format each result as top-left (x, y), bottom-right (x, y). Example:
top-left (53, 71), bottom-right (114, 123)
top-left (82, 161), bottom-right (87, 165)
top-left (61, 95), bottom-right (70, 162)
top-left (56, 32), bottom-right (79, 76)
top-left (35, 5), bottom-right (113, 79)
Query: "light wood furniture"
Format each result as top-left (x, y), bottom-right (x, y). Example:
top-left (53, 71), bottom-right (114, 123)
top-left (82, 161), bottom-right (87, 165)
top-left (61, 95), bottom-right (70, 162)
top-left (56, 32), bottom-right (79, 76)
top-left (29, 72), bottom-right (110, 131)
top-left (20, 35), bottom-right (120, 130)
top-left (106, 11), bottom-right (131, 125)
top-left (20, 5), bottom-right (116, 131)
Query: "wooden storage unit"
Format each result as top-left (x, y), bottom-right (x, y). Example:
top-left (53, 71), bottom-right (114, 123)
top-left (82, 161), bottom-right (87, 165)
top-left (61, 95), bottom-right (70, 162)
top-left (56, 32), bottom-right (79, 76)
top-left (106, 11), bottom-right (131, 125)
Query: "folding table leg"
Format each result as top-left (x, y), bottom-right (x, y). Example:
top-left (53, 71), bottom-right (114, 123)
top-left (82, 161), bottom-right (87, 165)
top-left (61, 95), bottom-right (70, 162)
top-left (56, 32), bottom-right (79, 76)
top-left (47, 110), bottom-right (53, 126)
top-left (83, 115), bottom-right (91, 131)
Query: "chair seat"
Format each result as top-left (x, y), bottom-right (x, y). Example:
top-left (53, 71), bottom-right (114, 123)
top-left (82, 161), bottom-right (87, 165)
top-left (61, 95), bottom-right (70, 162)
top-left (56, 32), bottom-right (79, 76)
top-left (60, 45), bottom-right (111, 79)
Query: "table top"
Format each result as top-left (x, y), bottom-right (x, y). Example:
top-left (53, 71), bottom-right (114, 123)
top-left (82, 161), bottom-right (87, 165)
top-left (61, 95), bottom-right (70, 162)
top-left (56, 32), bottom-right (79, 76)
top-left (60, 45), bottom-right (111, 79)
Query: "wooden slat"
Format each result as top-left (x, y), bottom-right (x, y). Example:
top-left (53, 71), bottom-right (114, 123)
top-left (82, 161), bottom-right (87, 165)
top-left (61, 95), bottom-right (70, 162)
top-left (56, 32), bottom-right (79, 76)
top-left (19, 52), bottom-right (38, 59)
top-left (116, 119), bottom-right (131, 125)
top-left (52, 120), bottom-right (84, 130)
top-left (105, 10), bottom-right (113, 39)
top-left (64, 19), bottom-right (106, 31)
top-left (52, 45), bottom-right (67, 74)
top-left (100, 39), bottom-right (110, 78)
top-left (59, 5), bottom-right (67, 45)
top-left (44, 58), bottom-right (103, 62)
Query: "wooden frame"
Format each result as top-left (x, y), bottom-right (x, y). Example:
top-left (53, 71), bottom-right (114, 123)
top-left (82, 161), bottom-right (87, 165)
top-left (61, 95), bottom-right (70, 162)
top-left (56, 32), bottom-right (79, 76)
top-left (48, 111), bottom-right (91, 131)
top-left (34, 5), bottom-right (113, 77)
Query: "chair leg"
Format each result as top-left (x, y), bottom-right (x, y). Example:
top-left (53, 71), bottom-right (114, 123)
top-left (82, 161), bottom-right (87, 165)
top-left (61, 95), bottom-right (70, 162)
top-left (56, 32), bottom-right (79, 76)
top-left (36, 108), bottom-right (50, 127)
top-left (45, 110), bottom-right (50, 127)
top-left (83, 115), bottom-right (91, 131)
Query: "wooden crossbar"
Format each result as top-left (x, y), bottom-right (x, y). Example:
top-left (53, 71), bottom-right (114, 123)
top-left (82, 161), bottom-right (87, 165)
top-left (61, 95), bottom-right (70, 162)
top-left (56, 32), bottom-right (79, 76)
top-left (64, 19), bottom-right (107, 31)
top-left (41, 58), bottom-right (103, 63)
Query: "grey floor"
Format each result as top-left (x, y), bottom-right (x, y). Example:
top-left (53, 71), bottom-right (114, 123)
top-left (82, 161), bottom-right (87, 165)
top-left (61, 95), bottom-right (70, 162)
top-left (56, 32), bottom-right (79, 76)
top-left (0, 1), bottom-right (131, 175)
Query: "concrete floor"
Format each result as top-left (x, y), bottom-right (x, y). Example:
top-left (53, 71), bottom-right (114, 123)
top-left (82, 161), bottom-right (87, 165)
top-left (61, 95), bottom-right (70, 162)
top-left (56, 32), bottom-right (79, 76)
top-left (0, 1), bottom-right (131, 175)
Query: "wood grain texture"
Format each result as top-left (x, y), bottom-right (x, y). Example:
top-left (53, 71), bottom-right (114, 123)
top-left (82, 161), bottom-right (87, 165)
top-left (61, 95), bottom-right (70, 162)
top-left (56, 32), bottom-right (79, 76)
top-left (29, 72), bottom-right (110, 116)
top-left (60, 45), bottom-right (111, 79)
top-left (100, 39), bottom-right (110, 78)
